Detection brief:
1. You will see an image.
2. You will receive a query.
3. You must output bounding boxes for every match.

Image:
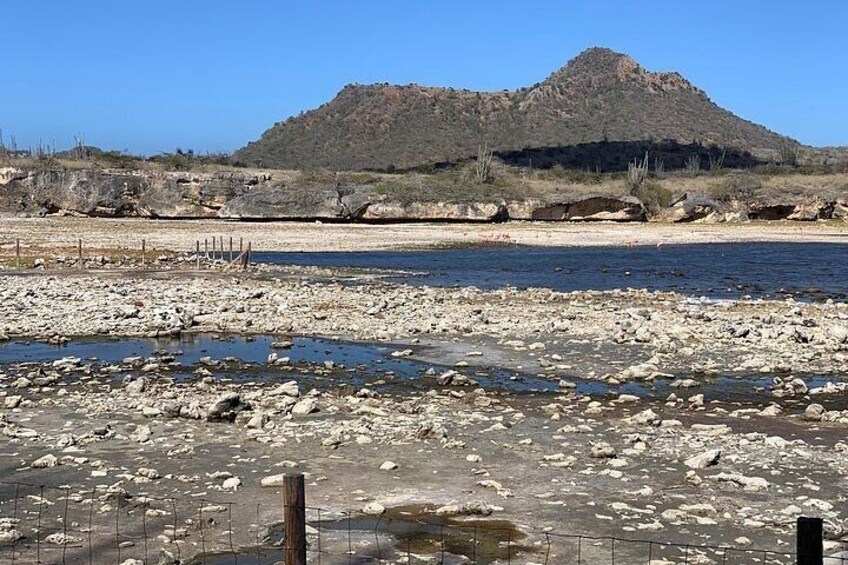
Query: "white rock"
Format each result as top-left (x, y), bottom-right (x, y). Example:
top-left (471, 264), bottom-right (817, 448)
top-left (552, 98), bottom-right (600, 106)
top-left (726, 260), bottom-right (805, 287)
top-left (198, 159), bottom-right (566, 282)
top-left (362, 502), bottom-right (385, 515)
top-left (31, 454), bottom-right (58, 469)
top-left (292, 399), bottom-right (319, 415)
top-left (684, 449), bottom-right (721, 469)
top-left (222, 477), bottom-right (242, 491)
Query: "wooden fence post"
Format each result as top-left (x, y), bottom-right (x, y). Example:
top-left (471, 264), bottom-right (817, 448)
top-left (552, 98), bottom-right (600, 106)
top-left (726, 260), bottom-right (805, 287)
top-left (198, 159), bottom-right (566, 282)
top-left (78, 239), bottom-right (83, 269)
top-left (204, 238), bottom-right (208, 260)
top-left (141, 239), bottom-right (146, 267)
top-left (212, 236), bottom-right (216, 261)
top-left (16, 238), bottom-right (20, 269)
top-left (797, 516), bottom-right (823, 565)
top-left (196, 241), bottom-right (200, 269)
top-left (229, 236), bottom-right (233, 262)
top-left (284, 473), bottom-right (306, 565)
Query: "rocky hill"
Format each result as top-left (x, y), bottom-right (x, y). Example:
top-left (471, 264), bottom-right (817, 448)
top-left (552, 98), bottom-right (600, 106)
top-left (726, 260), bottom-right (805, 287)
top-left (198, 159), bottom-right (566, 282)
top-left (234, 47), bottom-right (795, 171)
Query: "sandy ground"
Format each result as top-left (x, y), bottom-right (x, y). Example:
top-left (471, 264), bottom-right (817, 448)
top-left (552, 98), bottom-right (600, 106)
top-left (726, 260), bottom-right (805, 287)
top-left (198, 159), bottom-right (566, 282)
top-left (1, 217), bottom-right (848, 255)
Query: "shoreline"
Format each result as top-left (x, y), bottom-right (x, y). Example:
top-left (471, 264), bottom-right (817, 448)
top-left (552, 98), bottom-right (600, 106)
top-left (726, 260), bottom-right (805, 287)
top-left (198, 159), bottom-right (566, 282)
top-left (2, 218), bottom-right (848, 255)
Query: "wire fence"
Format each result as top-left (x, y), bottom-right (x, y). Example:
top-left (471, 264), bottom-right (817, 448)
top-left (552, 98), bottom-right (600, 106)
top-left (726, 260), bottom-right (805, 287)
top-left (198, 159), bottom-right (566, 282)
top-left (0, 480), bottom-right (841, 565)
top-left (0, 235), bottom-right (253, 272)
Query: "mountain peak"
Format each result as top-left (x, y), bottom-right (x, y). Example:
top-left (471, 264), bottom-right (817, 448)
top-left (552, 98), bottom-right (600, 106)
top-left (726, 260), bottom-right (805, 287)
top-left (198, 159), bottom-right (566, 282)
top-left (568, 47), bottom-right (636, 71)
top-left (538, 46), bottom-right (701, 97)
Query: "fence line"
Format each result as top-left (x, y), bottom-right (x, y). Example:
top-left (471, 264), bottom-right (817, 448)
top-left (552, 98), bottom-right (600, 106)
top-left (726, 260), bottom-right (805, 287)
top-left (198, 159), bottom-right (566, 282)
top-left (1, 236), bottom-right (253, 272)
top-left (0, 479), bottom-right (840, 565)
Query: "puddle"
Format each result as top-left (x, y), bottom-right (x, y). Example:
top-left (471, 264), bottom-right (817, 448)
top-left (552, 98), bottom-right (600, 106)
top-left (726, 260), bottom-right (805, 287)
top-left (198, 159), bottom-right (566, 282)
top-left (197, 505), bottom-right (529, 565)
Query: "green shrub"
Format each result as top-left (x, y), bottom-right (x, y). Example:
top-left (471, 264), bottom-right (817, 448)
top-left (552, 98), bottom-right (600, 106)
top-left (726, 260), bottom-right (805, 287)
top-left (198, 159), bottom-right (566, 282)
top-left (95, 151), bottom-right (141, 169)
top-left (149, 149), bottom-right (195, 171)
top-left (538, 165), bottom-right (605, 184)
top-left (632, 180), bottom-right (672, 214)
top-left (709, 171), bottom-right (761, 202)
top-left (297, 168), bottom-right (337, 185)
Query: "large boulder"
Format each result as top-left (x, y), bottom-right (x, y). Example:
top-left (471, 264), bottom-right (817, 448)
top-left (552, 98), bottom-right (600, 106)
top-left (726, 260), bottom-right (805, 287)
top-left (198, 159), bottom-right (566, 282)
top-left (659, 194), bottom-right (718, 223)
top-left (206, 393), bottom-right (250, 422)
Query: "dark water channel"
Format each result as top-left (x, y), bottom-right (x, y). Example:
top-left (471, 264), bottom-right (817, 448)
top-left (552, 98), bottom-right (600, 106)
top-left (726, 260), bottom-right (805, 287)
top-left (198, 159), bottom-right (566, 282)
top-left (255, 242), bottom-right (848, 301)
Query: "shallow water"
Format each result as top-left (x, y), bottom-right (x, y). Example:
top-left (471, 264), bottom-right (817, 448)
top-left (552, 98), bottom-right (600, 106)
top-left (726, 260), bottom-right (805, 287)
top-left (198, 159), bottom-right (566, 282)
top-left (197, 504), bottom-right (527, 565)
top-left (254, 242), bottom-right (848, 301)
top-left (2, 334), bottom-right (845, 406)
top-left (0, 334), bottom-right (561, 393)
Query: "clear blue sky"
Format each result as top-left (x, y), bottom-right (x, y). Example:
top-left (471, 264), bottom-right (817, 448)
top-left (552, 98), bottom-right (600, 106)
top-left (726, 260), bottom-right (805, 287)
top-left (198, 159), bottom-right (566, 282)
top-left (2, 0), bottom-right (846, 155)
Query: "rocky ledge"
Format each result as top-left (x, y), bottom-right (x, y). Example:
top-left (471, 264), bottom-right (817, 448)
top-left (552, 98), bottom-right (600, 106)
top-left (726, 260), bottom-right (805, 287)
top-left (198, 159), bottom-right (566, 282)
top-left (3, 166), bottom-right (847, 223)
top-left (0, 167), bottom-right (645, 222)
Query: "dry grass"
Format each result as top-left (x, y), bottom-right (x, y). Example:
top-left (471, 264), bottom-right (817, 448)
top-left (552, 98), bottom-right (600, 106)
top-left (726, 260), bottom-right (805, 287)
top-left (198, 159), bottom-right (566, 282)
top-left (3, 154), bottom-right (848, 206)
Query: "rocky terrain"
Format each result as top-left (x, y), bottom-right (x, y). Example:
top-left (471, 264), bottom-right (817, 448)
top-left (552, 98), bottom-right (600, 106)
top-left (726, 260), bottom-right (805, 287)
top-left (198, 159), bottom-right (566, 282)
top-left (3, 265), bottom-right (848, 562)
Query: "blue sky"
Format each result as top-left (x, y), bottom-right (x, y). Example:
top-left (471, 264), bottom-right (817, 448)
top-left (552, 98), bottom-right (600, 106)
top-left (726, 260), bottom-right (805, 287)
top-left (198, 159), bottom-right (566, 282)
top-left (2, 0), bottom-right (846, 155)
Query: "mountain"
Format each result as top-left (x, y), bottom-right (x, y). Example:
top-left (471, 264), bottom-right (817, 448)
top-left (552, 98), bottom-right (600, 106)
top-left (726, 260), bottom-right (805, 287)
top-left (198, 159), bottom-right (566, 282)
top-left (234, 47), bottom-right (795, 171)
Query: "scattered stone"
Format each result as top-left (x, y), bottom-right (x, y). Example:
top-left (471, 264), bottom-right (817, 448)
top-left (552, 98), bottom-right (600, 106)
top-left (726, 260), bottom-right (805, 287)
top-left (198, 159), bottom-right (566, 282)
top-left (803, 403), bottom-right (826, 421)
top-left (362, 502), bottom-right (385, 516)
top-left (30, 454), bottom-right (58, 469)
top-left (206, 393), bottom-right (250, 422)
top-left (222, 477), bottom-right (242, 491)
top-left (590, 442), bottom-right (616, 459)
top-left (291, 399), bottom-right (319, 415)
top-left (684, 449), bottom-right (721, 469)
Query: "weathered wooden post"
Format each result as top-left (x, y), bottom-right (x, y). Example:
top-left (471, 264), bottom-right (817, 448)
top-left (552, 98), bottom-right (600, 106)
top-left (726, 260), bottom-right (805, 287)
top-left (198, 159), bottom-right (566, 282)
top-left (220, 236), bottom-right (224, 261)
top-left (239, 237), bottom-right (243, 253)
top-left (141, 239), bottom-right (146, 267)
top-left (212, 236), bottom-right (217, 261)
top-left (78, 239), bottom-right (83, 269)
top-left (283, 473), bottom-right (306, 565)
top-left (229, 236), bottom-right (233, 262)
top-left (204, 238), bottom-right (208, 260)
top-left (196, 241), bottom-right (200, 269)
top-left (15, 238), bottom-right (20, 269)
top-left (797, 516), bottom-right (823, 565)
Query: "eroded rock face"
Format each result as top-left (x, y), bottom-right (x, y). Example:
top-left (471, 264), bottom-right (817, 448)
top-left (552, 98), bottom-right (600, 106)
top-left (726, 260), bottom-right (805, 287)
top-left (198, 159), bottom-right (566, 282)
top-left (659, 194), bottom-right (719, 223)
top-left (218, 186), bottom-right (350, 220)
top-left (4, 166), bottom-right (844, 223)
top-left (507, 195), bottom-right (644, 222)
top-left (1, 168), bottom-right (264, 218)
top-left (0, 168), bottom-right (650, 222)
top-left (139, 172), bottom-right (261, 218)
top-left (360, 201), bottom-right (507, 222)
top-left (747, 198), bottom-right (832, 221)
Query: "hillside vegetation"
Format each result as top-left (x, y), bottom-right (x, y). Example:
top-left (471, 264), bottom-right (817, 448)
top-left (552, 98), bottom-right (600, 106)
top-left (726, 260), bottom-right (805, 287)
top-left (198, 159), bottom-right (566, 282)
top-left (234, 47), bottom-right (797, 171)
